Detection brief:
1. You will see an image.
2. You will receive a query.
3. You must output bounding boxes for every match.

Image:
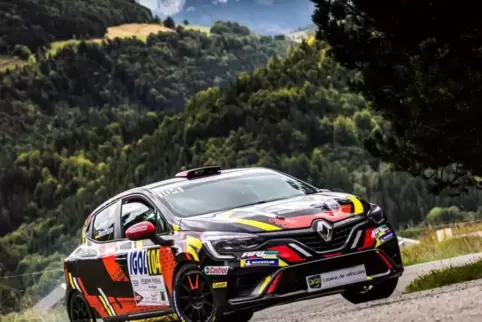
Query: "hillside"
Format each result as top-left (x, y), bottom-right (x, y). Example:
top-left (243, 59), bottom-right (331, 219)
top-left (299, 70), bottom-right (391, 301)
top-left (2, 37), bottom-right (482, 314)
top-left (0, 22), bottom-right (291, 313)
top-left (0, 0), bottom-right (156, 55)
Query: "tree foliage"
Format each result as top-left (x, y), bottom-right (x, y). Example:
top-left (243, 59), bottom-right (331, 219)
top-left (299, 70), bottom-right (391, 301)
top-left (311, 0), bottom-right (482, 193)
top-left (2, 39), bottom-right (482, 314)
top-left (0, 0), bottom-right (155, 54)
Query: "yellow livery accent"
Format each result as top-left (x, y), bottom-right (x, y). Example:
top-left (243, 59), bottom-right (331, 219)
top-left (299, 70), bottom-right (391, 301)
top-left (135, 240), bottom-right (143, 249)
top-left (172, 225), bottom-right (181, 231)
top-left (218, 209), bottom-right (281, 231)
top-left (257, 276), bottom-right (272, 294)
top-left (186, 236), bottom-right (202, 262)
top-left (278, 259), bottom-right (288, 267)
top-left (68, 272), bottom-right (75, 290)
top-left (98, 295), bottom-right (114, 317)
top-left (232, 218), bottom-right (281, 231)
top-left (346, 195), bottom-right (364, 215)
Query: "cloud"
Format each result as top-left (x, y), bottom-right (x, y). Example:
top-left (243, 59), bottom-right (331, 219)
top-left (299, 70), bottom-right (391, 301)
top-left (186, 6), bottom-right (195, 11)
top-left (141, 0), bottom-right (186, 17)
top-left (254, 22), bottom-right (292, 35)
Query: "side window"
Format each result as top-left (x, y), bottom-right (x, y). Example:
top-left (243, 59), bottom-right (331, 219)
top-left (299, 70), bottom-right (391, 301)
top-left (92, 204), bottom-right (117, 242)
top-left (121, 199), bottom-right (167, 237)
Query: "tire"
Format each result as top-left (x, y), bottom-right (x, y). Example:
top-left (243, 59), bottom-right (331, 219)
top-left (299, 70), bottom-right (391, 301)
top-left (68, 291), bottom-right (95, 322)
top-left (219, 310), bottom-right (254, 322)
top-left (172, 263), bottom-right (223, 322)
top-left (341, 277), bottom-right (399, 304)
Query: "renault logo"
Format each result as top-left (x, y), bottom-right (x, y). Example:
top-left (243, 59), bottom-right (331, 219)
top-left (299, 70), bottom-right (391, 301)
top-left (315, 221), bottom-right (333, 242)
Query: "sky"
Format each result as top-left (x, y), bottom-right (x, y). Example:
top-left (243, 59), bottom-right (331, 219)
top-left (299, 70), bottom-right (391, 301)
top-left (137, 0), bottom-right (315, 35)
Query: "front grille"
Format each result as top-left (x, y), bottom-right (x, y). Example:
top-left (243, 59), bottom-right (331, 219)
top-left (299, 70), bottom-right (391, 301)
top-left (274, 250), bottom-right (388, 295)
top-left (279, 220), bottom-right (366, 252)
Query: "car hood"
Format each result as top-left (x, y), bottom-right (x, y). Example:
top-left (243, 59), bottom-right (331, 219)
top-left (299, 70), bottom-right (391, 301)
top-left (179, 192), bottom-right (370, 233)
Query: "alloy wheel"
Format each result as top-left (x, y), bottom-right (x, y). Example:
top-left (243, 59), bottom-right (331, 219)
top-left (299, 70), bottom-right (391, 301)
top-left (176, 271), bottom-right (215, 322)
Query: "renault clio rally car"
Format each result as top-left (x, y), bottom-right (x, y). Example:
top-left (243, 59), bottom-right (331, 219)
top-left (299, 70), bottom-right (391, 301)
top-left (64, 166), bottom-right (404, 322)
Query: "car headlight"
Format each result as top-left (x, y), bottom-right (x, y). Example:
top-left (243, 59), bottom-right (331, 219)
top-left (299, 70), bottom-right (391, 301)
top-left (367, 204), bottom-right (386, 224)
top-left (201, 232), bottom-right (264, 259)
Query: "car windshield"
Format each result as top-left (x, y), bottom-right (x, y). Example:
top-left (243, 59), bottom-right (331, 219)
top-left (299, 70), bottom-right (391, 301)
top-left (153, 171), bottom-right (318, 217)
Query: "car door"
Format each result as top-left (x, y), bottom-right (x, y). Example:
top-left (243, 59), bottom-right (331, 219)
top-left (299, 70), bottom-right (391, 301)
top-left (72, 200), bottom-right (133, 319)
top-left (114, 195), bottom-right (172, 315)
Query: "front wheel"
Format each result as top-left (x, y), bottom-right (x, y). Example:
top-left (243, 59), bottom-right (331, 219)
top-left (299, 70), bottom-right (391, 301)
top-left (172, 264), bottom-right (222, 322)
top-left (341, 277), bottom-right (399, 304)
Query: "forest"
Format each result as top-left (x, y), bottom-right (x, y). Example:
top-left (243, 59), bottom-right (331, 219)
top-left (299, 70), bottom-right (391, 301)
top-left (1, 20), bottom-right (482, 316)
top-left (0, 22), bottom-right (290, 313)
top-left (0, 0), bottom-right (156, 55)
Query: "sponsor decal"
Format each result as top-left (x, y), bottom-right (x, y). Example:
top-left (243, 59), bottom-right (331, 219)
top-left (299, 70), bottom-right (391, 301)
top-left (372, 224), bottom-right (395, 245)
top-left (204, 266), bottom-right (229, 275)
top-left (306, 274), bottom-right (322, 290)
top-left (380, 232), bottom-right (395, 243)
top-left (241, 251), bottom-right (278, 259)
top-left (371, 224), bottom-right (391, 238)
top-left (127, 249), bottom-right (169, 306)
top-left (158, 187), bottom-right (184, 196)
top-left (306, 265), bottom-right (367, 292)
top-left (128, 224), bottom-right (150, 234)
top-left (212, 281), bottom-right (228, 289)
top-left (129, 249), bottom-right (161, 276)
top-left (134, 292), bottom-right (144, 304)
top-left (241, 258), bottom-right (279, 267)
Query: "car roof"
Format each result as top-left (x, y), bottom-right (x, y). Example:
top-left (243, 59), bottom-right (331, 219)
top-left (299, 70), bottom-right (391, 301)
top-left (87, 167), bottom-right (277, 221)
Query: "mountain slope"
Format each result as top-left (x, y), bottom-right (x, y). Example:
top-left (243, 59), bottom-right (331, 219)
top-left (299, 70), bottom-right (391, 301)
top-left (0, 0), bottom-right (155, 54)
top-left (0, 22), bottom-right (291, 314)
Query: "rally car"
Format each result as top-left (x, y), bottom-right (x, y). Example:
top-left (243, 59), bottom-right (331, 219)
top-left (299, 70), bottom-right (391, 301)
top-left (64, 166), bottom-right (404, 322)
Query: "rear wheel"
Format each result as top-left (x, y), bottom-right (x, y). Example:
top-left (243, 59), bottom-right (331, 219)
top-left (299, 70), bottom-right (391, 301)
top-left (341, 277), bottom-right (399, 304)
top-left (69, 291), bottom-right (95, 322)
top-left (172, 264), bottom-right (221, 322)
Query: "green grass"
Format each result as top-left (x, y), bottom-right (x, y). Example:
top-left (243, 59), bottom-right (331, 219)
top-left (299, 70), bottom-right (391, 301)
top-left (184, 25), bottom-right (211, 34)
top-left (401, 235), bottom-right (482, 266)
top-left (404, 258), bottom-right (482, 294)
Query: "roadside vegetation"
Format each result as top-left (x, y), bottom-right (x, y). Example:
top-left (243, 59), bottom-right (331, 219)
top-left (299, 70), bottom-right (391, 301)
top-left (399, 220), bottom-right (482, 265)
top-left (404, 258), bottom-right (482, 294)
top-left (401, 236), bottom-right (482, 266)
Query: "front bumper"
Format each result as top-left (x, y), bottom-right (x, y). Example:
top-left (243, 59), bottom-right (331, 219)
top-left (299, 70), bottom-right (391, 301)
top-left (204, 227), bottom-right (403, 313)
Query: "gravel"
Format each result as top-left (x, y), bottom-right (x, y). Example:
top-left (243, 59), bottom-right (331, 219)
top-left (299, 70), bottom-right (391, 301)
top-left (251, 253), bottom-right (482, 322)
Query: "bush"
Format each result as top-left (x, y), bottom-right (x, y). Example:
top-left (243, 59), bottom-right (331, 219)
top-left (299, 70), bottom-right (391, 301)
top-left (404, 258), bottom-right (482, 293)
top-left (12, 45), bottom-right (31, 60)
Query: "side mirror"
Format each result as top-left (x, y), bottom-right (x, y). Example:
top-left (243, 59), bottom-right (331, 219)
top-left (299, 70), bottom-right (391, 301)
top-left (126, 221), bottom-right (156, 241)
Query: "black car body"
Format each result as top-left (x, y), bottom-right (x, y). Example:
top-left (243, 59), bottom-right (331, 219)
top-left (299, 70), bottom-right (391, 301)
top-left (64, 166), bottom-right (404, 322)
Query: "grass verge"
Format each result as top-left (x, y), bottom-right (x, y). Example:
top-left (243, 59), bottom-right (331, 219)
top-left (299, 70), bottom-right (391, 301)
top-left (404, 258), bottom-right (482, 294)
top-left (401, 236), bottom-right (482, 266)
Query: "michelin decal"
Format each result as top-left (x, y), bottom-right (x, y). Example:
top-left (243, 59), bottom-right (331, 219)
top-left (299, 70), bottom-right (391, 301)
top-left (128, 248), bottom-right (169, 306)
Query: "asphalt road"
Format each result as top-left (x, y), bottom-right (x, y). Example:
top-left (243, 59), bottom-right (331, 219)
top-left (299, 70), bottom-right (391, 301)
top-left (253, 252), bottom-right (482, 322)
